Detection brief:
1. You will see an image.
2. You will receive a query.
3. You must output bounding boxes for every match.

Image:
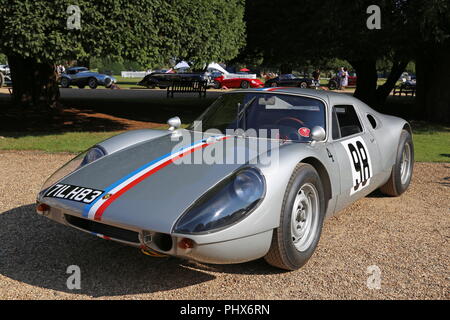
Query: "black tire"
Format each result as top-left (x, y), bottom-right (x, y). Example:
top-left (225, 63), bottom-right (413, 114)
top-left (0, 73), bottom-right (4, 87)
top-left (104, 77), bottom-right (113, 88)
top-left (77, 84), bottom-right (85, 89)
top-left (328, 80), bottom-right (337, 90)
top-left (380, 129), bottom-right (414, 196)
top-left (265, 163), bottom-right (326, 270)
top-left (240, 80), bottom-right (249, 89)
top-left (88, 77), bottom-right (98, 89)
top-left (213, 81), bottom-right (221, 89)
top-left (299, 81), bottom-right (308, 88)
top-left (270, 82), bottom-right (278, 87)
top-left (60, 77), bottom-right (70, 88)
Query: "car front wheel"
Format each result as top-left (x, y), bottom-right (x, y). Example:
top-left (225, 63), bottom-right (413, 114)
top-left (299, 82), bottom-right (308, 88)
top-left (213, 81), bottom-right (221, 89)
top-left (265, 163), bottom-right (325, 270)
top-left (60, 77), bottom-right (70, 88)
top-left (88, 78), bottom-right (98, 89)
top-left (241, 81), bottom-right (249, 89)
top-left (380, 129), bottom-right (414, 196)
top-left (104, 77), bottom-right (113, 88)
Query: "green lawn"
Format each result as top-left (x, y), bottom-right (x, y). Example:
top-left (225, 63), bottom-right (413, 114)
top-left (0, 131), bottom-right (121, 153)
top-left (410, 122), bottom-right (450, 162)
top-left (0, 123), bottom-right (448, 162)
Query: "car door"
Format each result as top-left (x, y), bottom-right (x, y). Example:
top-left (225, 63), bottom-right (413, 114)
top-left (329, 104), bottom-right (383, 211)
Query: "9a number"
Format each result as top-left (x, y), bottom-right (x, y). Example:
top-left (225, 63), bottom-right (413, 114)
top-left (348, 142), bottom-right (371, 192)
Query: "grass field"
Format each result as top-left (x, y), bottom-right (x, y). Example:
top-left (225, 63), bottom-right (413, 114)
top-left (1, 123), bottom-right (448, 162)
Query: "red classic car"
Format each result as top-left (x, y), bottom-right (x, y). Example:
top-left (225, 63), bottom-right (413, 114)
top-left (213, 74), bottom-right (264, 89)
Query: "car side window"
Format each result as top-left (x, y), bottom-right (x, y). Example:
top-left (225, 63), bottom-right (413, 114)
top-left (367, 114), bottom-right (378, 129)
top-left (332, 105), bottom-right (363, 139)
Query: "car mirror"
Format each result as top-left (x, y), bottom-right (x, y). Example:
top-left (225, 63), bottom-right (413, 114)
top-left (167, 116), bottom-right (181, 131)
top-left (310, 126), bottom-right (326, 142)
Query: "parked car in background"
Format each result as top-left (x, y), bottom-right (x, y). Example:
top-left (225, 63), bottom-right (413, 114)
top-left (328, 72), bottom-right (357, 90)
top-left (213, 74), bottom-right (264, 89)
top-left (0, 64), bottom-right (12, 87)
top-left (60, 67), bottom-right (117, 89)
top-left (265, 74), bottom-right (313, 88)
top-left (137, 72), bottom-right (208, 89)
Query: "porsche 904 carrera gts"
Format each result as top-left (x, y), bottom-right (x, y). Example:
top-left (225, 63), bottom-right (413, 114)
top-left (36, 88), bottom-right (414, 270)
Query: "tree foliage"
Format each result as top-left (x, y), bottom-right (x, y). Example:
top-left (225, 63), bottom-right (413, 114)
top-left (244, 0), bottom-right (449, 123)
top-left (0, 0), bottom-right (245, 107)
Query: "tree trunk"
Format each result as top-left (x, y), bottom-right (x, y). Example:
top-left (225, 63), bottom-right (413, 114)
top-left (416, 48), bottom-right (450, 125)
top-left (352, 59), bottom-right (378, 107)
top-left (352, 58), bottom-right (408, 109)
top-left (8, 55), bottom-right (60, 109)
top-left (375, 59), bottom-right (409, 105)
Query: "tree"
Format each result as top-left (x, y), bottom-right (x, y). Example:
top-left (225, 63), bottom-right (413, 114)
top-left (244, 0), bottom-right (414, 107)
top-left (412, 0), bottom-right (450, 124)
top-left (0, 0), bottom-right (245, 109)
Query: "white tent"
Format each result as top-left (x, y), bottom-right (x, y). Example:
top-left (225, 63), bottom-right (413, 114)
top-left (174, 61), bottom-right (190, 69)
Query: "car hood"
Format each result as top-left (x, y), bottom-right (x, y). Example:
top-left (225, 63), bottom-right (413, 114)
top-left (42, 131), bottom-right (280, 233)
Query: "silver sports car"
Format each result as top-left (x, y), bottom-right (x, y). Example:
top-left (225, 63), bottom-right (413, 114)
top-left (36, 88), bottom-right (414, 270)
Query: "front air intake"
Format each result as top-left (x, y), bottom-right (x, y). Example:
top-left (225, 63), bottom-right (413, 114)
top-left (64, 214), bottom-right (140, 244)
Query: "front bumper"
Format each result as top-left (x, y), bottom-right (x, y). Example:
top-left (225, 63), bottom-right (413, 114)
top-left (37, 204), bottom-right (273, 264)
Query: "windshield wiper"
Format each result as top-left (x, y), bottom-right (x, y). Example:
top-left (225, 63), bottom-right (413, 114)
top-left (236, 96), bottom-right (256, 133)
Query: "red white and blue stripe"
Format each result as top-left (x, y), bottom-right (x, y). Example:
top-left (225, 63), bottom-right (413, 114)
top-left (82, 136), bottom-right (228, 221)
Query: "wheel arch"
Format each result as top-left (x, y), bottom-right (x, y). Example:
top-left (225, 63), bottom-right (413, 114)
top-left (403, 122), bottom-right (412, 136)
top-left (300, 156), bottom-right (332, 212)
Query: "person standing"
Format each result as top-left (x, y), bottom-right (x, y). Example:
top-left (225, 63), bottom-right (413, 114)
top-left (312, 69), bottom-right (320, 89)
top-left (341, 67), bottom-right (349, 90)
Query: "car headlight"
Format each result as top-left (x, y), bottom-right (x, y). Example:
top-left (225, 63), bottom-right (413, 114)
top-left (39, 146), bottom-right (106, 195)
top-left (173, 168), bottom-right (265, 234)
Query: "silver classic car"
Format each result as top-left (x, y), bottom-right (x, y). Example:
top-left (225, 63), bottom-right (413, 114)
top-left (60, 67), bottom-right (116, 89)
top-left (36, 88), bottom-right (413, 270)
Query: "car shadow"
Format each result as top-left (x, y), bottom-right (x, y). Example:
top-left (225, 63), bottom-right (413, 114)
top-left (0, 204), bottom-right (281, 297)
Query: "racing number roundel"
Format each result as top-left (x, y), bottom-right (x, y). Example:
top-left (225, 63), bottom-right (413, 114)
top-left (341, 136), bottom-right (372, 195)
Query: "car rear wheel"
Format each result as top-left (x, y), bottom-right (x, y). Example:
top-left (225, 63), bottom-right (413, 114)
top-left (88, 77), bottom-right (98, 89)
top-left (60, 77), bottom-right (70, 88)
top-left (380, 129), bottom-right (414, 196)
top-left (271, 82), bottom-right (278, 87)
top-left (77, 84), bottom-right (85, 89)
top-left (241, 81), bottom-right (249, 89)
top-left (264, 163), bottom-right (325, 270)
top-left (299, 82), bottom-right (307, 88)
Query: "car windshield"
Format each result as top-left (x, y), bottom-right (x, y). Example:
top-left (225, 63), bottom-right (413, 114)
top-left (189, 92), bottom-right (326, 142)
top-left (280, 74), bottom-right (295, 80)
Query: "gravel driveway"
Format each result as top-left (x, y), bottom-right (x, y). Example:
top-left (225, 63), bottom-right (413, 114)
top-left (0, 151), bottom-right (448, 299)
